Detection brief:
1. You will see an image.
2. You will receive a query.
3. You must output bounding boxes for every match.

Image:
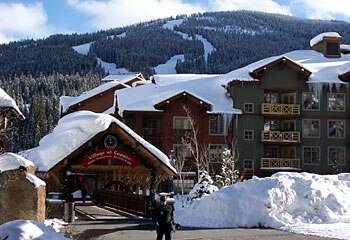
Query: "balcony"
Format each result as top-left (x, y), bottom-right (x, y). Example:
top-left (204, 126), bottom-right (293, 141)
top-left (261, 158), bottom-right (301, 169)
top-left (141, 128), bottom-right (162, 146)
top-left (261, 103), bottom-right (300, 116)
top-left (261, 131), bottom-right (300, 144)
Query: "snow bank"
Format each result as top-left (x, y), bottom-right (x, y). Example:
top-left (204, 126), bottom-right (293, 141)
top-left (0, 220), bottom-right (68, 240)
top-left (175, 172), bottom-right (350, 230)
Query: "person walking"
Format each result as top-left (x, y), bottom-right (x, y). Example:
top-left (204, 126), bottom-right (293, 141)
top-left (153, 195), bottom-right (174, 240)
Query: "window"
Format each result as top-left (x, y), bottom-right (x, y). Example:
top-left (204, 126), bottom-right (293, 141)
top-left (173, 144), bottom-right (191, 159)
top-left (264, 92), bottom-right (279, 103)
top-left (303, 146), bottom-right (320, 165)
top-left (209, 115), bottom-right (226, 135)
top-left (173, 117), bottom-right (191, 129)
top-left (326, 42), bottom-right (340, 56)
top-left (302, 92), bottom-right (320, 110)
top-left (303, 119), bottom-right (320, 138)
top-left (328, 93), bottom-right (345, 111)
top-left (328, 147), bottom-right (345, 165)
top-left (173, 179), bottom-right (194, 194)
top-left (243, 159), bottom-right (253, 169)
top-left (244, 130), bottom-right (254, 140)
top-left (328, 120), bottom-right (345, 138)
top-left (244, 103), bottom-right (254, 113)
top-left (209, 144), bottom-right (227, 162)
top-left (264, 120), bottom-right (279, 131)
top-left (264, 146), bottom-right (278, 158)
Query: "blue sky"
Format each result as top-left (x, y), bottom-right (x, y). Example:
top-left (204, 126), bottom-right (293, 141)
top-left (0, 0), bottom-right (349, 44)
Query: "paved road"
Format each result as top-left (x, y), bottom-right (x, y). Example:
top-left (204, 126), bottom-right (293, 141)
top-left (68, 203), bottom-right (337, 240)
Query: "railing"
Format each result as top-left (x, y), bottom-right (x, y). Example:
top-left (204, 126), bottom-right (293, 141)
top-left (93, 190), bottom-right (150, 217)
top-left (261, 131), bottom-right (300, 143)
top-left (261, 103), bottom-right (300, 115)
top-left (261, 158), bottom-right (301, 169)
top-left (142, 128), bottom-right (162, 146)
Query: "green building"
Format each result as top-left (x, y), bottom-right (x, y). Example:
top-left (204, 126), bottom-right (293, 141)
top-left (220, 32), bottom-right (350, 177)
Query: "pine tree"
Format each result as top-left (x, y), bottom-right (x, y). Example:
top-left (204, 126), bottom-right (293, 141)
top-left (188, 170), bottom-right (218, 201)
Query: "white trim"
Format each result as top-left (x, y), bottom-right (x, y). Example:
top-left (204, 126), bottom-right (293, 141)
top-left (243, 130), bottom-right (254, 140)
top-left (327, 119), bottom-right (345, 139)
top-left (244, 103), bottom-right (254, 113)
top-left (302, 92), bottom-right (320, 111)
top-left (327, 93), bottom-right (345, 112)
top-left (243, 159), bottom-right (254, 170)
top-left (209, 115), bottom-right (227, 136)
top-left (328, 146), bottom-right (346, 166)
top-left (302, 146), bottom-right (321, 165)
top-left (302, 119), bottom-right (320, 138)
top-left (208, 144), bottom-right (228, 163)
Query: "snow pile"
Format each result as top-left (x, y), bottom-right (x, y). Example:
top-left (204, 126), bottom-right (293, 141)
top-left (0, 220), bottom-right (68, 240)
top-left (175, 172), bottom-right (350, 230)
top-left (188, 171), bottom-right (218, 200)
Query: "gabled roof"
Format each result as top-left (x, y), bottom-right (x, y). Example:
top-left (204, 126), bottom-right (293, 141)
top-left (250, 56), bottom-right (312, 79)
top-left (219, 50), bottom-right (350, 86)
top-left (117, 74), bottom-right (242, 116)
top-left (154, 91), bottom-right (212, 110)
top-left (0, 88), bottom-right (24, 119)
top-left (20, 111), bottom-right (176, 175)
top-left (60, 80), bottom-right (129, 113)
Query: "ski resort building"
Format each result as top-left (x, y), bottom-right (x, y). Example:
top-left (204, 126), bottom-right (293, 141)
top-left (222, 32), bottom-right (350, 177)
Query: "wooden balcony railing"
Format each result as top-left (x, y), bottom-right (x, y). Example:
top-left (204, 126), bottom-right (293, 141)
top-left (261, 131), bottom-right (300, 143)
top-left (141, 128), bottom-right (162, 146)
top-left (261, 103), bottom-right (300, 115)
top-left (261, 158), bottom-right (301, 169)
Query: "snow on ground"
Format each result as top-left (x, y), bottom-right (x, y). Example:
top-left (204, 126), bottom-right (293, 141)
top-left (174, 172), bottom-right (350, 239)
top-left (72, 43), bottom-right (132, 75)
top-left (0, 219), bottom-right (68, 240)
top-left (155, 55), bottom-right (184, 74)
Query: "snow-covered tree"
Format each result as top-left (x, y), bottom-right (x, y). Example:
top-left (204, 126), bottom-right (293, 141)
top-left (215, 146), bottom-right (242, 188)
top-left (188, 170), bottom-right (218, 201)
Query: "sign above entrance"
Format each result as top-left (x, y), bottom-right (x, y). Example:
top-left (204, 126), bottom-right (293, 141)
top-left (81, 149), bottom-right (138, 168)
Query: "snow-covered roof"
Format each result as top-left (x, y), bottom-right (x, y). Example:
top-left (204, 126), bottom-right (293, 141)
top-left (219, 49), bottom-right (350, 86)
top-left (152, 74), bottom-right (220, 86)
top-left (0, 88), bottom-right (24, 118)
top-left (0, 152), bottom-right (33, 173)
top-left (341, 44), bottom-right (350, 52)
top-left (20, 111), bottom-right (176, 174)
top-left (101, 73), bottom-right (143, 82)
top-left (60, 80), bottom-right (129, 113)
top-left (309, 32), bottom-right (341, 47)
top-left (117, 74), bottom-right (242, 116)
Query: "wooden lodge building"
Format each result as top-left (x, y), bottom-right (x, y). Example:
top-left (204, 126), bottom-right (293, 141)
top-left (0, 88), bottom-right (25, 153)
top-left (22, 111), bottom-right (176, 216)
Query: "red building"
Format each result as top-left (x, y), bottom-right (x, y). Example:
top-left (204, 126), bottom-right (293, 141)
top-left (60, 73), bottom-right (242, 193)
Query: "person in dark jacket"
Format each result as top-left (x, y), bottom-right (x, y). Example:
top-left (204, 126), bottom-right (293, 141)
top-left (153, 195), bottom-right (174, 240)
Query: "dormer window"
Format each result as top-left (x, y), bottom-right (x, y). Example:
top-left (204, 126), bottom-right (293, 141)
top-left (310, 32), bottom-right (341, 58)
top-left (326, 41), bottom-right (340, 57)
